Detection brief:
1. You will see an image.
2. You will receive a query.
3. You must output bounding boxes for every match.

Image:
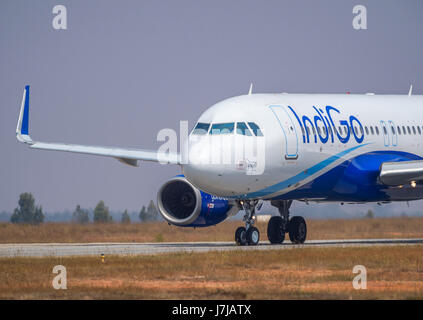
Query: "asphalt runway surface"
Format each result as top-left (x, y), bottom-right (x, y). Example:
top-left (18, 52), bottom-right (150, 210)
top-left (1, 238), bottom-right (423, 258)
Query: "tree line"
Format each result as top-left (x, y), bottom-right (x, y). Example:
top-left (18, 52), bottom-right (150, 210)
top-left (10, 192), bottom-right (159, 225)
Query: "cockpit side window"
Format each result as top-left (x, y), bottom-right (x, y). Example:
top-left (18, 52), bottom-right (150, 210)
top-left (192, 122), bottom-right (210, 135)
top-left (247, 122), bottom-right (263, 136)
top-left (236, 122), bottom-right (252, 136)
top-left (210, 123), bottom-right (235, 135)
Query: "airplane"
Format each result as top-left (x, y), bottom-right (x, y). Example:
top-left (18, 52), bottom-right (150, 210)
top-left (16, 85), bottom-right (423, 246)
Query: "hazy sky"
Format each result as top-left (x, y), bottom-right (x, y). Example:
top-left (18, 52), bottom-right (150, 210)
top-left (1, 1), bottom-right (423, 216)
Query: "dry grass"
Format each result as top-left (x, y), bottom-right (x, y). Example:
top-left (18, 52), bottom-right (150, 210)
top-left (1, 245), bottom-right (423, 299)
top-left (1, 217), bottom-right (423, 244)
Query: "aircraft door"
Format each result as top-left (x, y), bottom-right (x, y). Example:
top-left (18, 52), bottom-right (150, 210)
top-left (380, 120), bottom-right (390, 147)
top-left (269, 105), bottom-right (298, 160)
top-left (388, 120), bottom-right (398, 146)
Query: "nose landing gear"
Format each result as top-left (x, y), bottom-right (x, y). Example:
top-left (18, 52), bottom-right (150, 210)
top-left (234, 200), bottom-right (260, 246)
top-left (247, 226), bottom-right (260, 245)
top-left (235, 226), bottom-right (247, 245)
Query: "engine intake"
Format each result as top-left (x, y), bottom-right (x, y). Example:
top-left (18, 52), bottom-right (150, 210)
top-left (157, 176), bottom-right (202, 225)
top-left (157, 176), bottom-right (239, 227)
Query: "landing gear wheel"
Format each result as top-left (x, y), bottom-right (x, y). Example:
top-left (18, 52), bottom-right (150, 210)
top-left (288, 216), bottom-right (307, 244)
top-left (235, 226), bottom-right (247, 246)
top-left (267, 216), bottom-right (285, 244)
top-left (246, 227), bottom-right (260, 246)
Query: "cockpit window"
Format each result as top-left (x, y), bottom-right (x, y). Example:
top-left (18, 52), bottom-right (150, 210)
top-left (210, 123), bottom-right (235, 135)
top-left (192, 122), bottom-right (210, 135)
top-left (236, 122), bottom-right (252, 136)
top-left (247, 122), bottom-right (263, 136)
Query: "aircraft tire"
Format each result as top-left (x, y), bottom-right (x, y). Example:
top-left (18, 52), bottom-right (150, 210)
top-left (267, 216), bottom-right (285, 244)
top-left (288, 216), bottom-right (307, 244)
top-left (235, 226), bottom-right (247, 246)
top-left (246, 227), bottom-right (260, 246)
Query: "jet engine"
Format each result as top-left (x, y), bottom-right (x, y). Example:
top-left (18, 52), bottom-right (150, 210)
top-left (157, 176), bottom-right (239, 227)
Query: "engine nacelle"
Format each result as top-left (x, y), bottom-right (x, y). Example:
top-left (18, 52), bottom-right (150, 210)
top-left (157, 176), bottom-right (239, 227)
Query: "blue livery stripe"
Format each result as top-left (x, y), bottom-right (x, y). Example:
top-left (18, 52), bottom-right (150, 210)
top-left (235, 143), bottom-right (370, 199)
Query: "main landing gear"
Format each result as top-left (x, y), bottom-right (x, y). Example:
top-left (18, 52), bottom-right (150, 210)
top-left (268, 200), bottom-right (307, 244)
top-left (235, 200), bottom-right (261, 246)
top-left (234, 200), bottom-right (307, 246)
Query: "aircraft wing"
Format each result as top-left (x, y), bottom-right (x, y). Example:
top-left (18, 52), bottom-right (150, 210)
top-left (379, 160), bottom-right (423, 186)
top-left (16, 86), bottom-right (180, 167)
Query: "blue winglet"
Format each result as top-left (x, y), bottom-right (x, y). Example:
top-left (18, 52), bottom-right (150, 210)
top-left (16, 85), bottom-right (33, 144)
top-left (21, 85), bottom-right (30, 135)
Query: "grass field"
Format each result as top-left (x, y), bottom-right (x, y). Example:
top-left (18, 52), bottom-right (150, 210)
top-left (1, 217), bottom-right (423, 243)
top-left (1, 217), bottom-right (423, 299)
top-left (1, 245), bottom-right (422, 299)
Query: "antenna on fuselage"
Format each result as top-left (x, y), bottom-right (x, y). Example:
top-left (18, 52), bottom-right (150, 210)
top-left (248, 83), bottom-right (253, 95)
top-left (408, 84), bottom-right (413, 96)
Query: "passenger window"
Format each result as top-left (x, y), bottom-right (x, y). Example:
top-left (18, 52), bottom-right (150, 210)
top-left (248, 122), bottom-right (263, 136)
top-left (397, 126), bottom-right (401, 135)
top-left (192, 122), bottom-right (210, 135)
top-left (317, 127), bottom-right (321, 135)
top-left (403, 126), bottom-right (406, 135)
top-left (365, 126), bottom-right (369, 135)
top-left (407, 126), bottom-right (411, 135)
top-left (370, 126), bottom-right (374, 135)
top-left (375, 127), bottom-right (379, 135)
top-left (391, 126), bottom-right (395, 135)
top-left (236, 122), bottom-right (252, 136)
top-left (412, 126), bottom-right (416, 135)
top-left (210, 123), bottom-right (234, 135)
top-left (383, 127), bottom-right (387, 135)
top-left (418, 127), bottom-right (422, 135)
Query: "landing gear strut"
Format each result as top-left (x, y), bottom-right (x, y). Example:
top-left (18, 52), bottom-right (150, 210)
top-left (234, 200), bottom-right (260, 246)
top-left (268, 200), bottom-right (307, 244)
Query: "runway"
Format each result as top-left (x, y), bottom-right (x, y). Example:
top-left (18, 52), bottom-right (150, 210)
top-left (1, 238), bottom-right (423, 258)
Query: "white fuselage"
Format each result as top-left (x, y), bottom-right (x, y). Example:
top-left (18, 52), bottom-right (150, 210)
top-left (182, 93), bottom-right (423, 202)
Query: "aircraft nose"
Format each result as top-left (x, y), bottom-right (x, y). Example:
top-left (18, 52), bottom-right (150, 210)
top-left (182, 136), bottom-right (225, 190)
top-left (186, 136), bottom-right (224, 173)
top-left (188, 137), bottom-right (212, 165)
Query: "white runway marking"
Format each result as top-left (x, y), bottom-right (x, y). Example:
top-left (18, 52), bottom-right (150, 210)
top-left (0, 238), bottom-right (422, 258)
